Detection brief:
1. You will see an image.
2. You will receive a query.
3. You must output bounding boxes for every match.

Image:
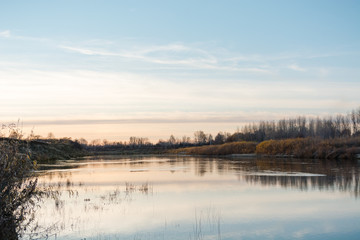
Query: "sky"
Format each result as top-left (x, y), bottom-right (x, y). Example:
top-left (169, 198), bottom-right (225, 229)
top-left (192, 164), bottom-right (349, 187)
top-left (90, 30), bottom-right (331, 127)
top-left (1, 0), bottom-right (360, 142)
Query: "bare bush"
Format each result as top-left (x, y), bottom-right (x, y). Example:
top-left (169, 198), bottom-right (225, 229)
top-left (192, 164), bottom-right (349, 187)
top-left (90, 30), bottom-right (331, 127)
top-left (0, 127), bottom-right (39, 239)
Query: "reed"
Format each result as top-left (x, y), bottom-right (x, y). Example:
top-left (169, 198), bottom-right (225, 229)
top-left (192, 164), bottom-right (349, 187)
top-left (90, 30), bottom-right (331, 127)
top-left (171, 141), bottom-right (257, 155)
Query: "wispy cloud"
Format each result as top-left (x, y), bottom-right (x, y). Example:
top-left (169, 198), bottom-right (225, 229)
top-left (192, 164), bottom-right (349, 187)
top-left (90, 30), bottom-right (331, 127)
top-left (0, 29), bottom-right (48, 42)
top-left (0, 30), bottom-right (11, 38)
top-left (2, 29), bottom-right (358, 76)
top-left (224, 51), bottom-right (359, 64)
top-left (52, 35), bottom-right (359, 76)
top-left (60, 45), bottom-right (119, 56)
top-left (59, 41), bottom-right (355, 75)
top-left (60, 43), bottom-right (273, 73)
top-left (288, 64), bottom-right (307, 72)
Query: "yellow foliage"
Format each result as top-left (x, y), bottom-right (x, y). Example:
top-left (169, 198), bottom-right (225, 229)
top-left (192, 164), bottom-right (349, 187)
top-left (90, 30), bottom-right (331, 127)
top-left (172, 141), bottom-right (257, 155)
top-left (255, 137), bottom-right (360, 159)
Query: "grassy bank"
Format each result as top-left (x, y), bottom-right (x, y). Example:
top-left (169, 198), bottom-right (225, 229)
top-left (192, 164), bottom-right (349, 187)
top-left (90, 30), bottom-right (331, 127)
top-left (171, 137), bottom-right (360, 159)
top-left (89, 148), bottom-right (169, 156)
top-left (170, 141), bottom-right (257, 155)
top-left (3, 136), bottom-right (358, 161)
top-left (0, 138), bottom-right (86, 162)
top-left (256, 137), bottom-right (360, 159)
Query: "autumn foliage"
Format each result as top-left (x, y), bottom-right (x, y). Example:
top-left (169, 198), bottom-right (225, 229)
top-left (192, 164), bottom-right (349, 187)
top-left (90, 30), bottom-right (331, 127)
top-left (255, 137), bottom-right (360, 159)
top-left (171, 141), bottom-right (257, 155)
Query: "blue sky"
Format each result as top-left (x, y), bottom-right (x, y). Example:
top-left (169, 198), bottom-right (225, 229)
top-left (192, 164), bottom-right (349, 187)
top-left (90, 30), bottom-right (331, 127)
top-left (1, 0), bottom-right (360, 141)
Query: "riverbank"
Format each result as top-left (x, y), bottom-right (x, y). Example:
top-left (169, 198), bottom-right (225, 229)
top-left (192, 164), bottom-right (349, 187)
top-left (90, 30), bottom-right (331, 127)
top-left (0, 138), bottom-right (86, 162)
top-left (3, 136), bottom-right (359, 162)
top-left (170, 141), bottom-right (257, 156)
top-left (170, 137), bottom-right (360, 160)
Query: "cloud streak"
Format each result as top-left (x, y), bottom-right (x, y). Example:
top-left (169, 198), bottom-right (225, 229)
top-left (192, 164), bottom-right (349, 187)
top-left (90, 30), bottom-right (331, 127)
top-left (288, 64), bottom-right (307, 72)
top-left (58, 40), bottom-right (359, 76)
top-left (0, 30), bottom-right (11, 38)
top-left (3, 30), bottom-right (352, 76)
top-left (60, 43), bottom-right (273, 73)
top-left (0, 29), bottom-right (48, 42)
top-left (60, 46), bottom-right (120, 56)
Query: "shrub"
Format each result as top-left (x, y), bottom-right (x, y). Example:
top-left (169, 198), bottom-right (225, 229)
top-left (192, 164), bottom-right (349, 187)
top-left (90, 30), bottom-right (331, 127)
top-left (172, 141), bottom-right (257, 155)
top-left (255, 137), bottom-right (360, 159)
top-left (0, 130), bottom-right (38, 239)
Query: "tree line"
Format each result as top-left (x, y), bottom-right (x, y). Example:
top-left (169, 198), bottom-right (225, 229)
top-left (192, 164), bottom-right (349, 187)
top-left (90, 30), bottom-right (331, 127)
top-left (232, 107), bottom-right (360, 142)
top-left (80, 107), bottom-right (360, 151)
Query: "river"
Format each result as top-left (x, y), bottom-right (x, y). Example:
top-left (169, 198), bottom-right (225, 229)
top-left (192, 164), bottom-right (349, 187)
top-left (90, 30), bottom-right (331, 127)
top-left (25, 156), bottom-right (360, 239)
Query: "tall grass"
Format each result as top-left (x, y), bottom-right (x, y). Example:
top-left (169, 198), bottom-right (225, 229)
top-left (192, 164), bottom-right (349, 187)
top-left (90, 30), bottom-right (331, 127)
top-left (0, 128), bottom-right (39, 239)
top-left (171, 141), bottom-right (257, 155)
top-left (172, 137), bottom-right (360, 159)
top-left (255, 137), bottom-right (360, 159)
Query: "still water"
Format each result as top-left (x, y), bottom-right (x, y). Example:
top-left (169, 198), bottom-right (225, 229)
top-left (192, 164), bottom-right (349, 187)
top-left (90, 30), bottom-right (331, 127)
top-left (27, 156), bottom-right (360, 240)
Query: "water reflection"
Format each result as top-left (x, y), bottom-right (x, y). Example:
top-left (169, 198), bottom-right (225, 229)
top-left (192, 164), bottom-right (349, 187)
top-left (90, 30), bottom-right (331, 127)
top-left (23, 156), bottom-right (360, 240)
top-left (188, 156), bottom-right (360, 197)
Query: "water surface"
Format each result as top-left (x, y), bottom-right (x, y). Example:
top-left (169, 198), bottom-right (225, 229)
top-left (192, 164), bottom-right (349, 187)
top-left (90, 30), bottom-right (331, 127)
top-left (27, 156), bottom-right (360, 239)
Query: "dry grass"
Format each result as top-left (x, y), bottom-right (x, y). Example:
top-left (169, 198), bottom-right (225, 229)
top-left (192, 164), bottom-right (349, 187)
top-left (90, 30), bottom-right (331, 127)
top-left (255, 137), bottom-right (360, 159)
top-left (171, 141), bottom-right (257, 155)
top-left (172, 137), bottom-right (360, 159)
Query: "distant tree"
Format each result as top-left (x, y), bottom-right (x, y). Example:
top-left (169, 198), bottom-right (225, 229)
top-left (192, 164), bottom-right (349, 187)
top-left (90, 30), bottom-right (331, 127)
top-left (234, 109), bottom-right (360, 142)
top-left (102, 139), bottom-right (109, 146)
top-left (129, 136), bottom-right (150, 147)
top-left (207, 134), bottom-right (213, 145)
top-left (77, 138), bottom-right (88, 145)
top-left (214, 132), bottom-right (225, 144)
top-left (168, 135), bottom-right (177, 145)
top-left (224, 132), bottom-right (233, 142)
top-left (351, 110), bottom-right (358, 134)
top-left (308, 118), bottom-right (315, 137)
top-left (90, 139), bottom-right (101, 146)
top-left (194, 131), bottom-right (207, 145)
top-left (47, 132), bottom-right (55, 139)
top-left (181, 136), bottom-right (191, 145)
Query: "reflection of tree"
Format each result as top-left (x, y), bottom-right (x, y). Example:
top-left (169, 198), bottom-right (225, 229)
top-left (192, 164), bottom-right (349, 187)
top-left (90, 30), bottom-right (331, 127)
top-left (243, 173), bottom-right (359, 198)
top-left (190, 156), bottom-right (360, 198)
top-left (40, 156), bottom-right (360, 201)
top-left (86, 155), bottom-right (359, 198)
top-left (242, 159), bottom-right (359, 198)
top-left (258, 159), bottom-right (358, 195)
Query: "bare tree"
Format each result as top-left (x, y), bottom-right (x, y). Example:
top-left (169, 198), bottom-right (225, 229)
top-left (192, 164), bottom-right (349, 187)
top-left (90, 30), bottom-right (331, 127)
top-left (194, 131), bottom-right (207, 145)
top-left (214, 132), bottom-right (226, 144)
top-left (168, 135), bottom-right (177, 146)
top-left (47, 132), bottom-right (55, 139)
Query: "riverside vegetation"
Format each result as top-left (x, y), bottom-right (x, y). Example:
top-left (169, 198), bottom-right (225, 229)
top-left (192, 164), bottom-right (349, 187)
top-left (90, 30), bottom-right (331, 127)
top-left (0, 126), bottom-right (79, 239)
top-left (0, 128), bottom-right (39, 239)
